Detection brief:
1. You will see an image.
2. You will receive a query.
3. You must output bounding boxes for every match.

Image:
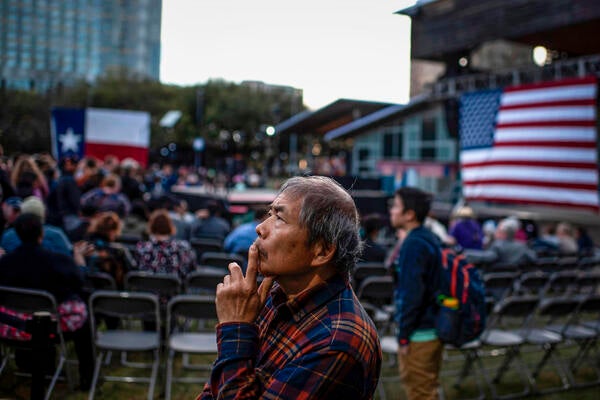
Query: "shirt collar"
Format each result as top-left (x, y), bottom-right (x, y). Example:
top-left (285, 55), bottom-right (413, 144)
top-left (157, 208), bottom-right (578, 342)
top-left (270, 273), bottom-right (349, 323)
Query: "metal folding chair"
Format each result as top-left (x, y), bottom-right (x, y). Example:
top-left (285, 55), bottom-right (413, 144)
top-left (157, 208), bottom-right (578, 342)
top-left (480, 295), bottom-right (538, 399)
top-left (518, 296), bottom-right (580, 393)
top-left (0, 285), bottom-right (73, 400)
top-left (86, 271), bottom-right (117, 291)
top-left (88, 290), bottom-right (161, 400)
top-left (512, 271), bottom-right (549, 296)
top-left (184, 268), bottom-right (226, 295)
top-left (164, 294), bottom-right (218, 400)
top-left (190, 237), bottom-right (223, 261)
top-left (199, 251), bottom-right (246, 271)
top-left (483, 272), bottom-right (519, 302)
top-left (352, 262), bottom-right (388, 289)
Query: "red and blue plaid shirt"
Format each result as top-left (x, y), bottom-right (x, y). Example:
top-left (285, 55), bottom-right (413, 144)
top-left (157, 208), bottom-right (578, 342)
top-left (199, 273), bottom-right (382, 399)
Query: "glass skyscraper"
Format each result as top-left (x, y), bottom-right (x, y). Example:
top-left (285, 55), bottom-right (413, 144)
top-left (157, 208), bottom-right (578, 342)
top-left (0, 0), bottom-right (161, 92)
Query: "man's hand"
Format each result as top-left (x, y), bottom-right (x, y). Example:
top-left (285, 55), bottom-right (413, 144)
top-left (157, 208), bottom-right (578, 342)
top-left (215, 245), bottom-right (274, 324)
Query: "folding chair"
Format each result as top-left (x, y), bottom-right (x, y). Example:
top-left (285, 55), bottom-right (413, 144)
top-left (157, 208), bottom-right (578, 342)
top-left (357, 276), bottom-right (394, 334)
top-left (480, 295), bottom-right (538, 399)
top-left (574, 271), bottom-right (600, 295)
top-left (190, 237), bottom-right (223, 260)
top-left (512, 271), bottom-right (549, 296)
top-left (543, 270), bottom-right (579, 297)
top-left (517, 296), bottom-right (580, 393)
top-left (0, 286), bottom-right (72, 400)
top-left (88, 290), bottom-right (161, 400)
top-left (441, 340), bottom-right (487, 400)
top-left (546, 294), bottom-right (600, 387)
top-left (199, 252), bottom-right (246, 271)
top-left (184, 268), bottom-right (226, 295)
top-left (352, 262), bottom-right (388, 289)
top-left (165, 295), bottom-right (218, 400)
top-left (86, 271), bottom-right (117, 291)
top-left (483, 272), bottom-right (519, 302)
top-left (124, 271), bottom-right (182, 303)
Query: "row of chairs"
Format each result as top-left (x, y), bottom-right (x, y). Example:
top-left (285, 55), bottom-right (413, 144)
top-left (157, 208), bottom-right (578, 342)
top-left (0, 285), bottom-right (220, 400)
top-left (378, 293), bottom-right (600, 400)
top-left (484, 270), bottom-right (600, 302)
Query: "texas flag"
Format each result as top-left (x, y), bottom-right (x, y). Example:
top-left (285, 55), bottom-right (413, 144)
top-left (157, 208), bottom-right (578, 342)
top-left (51, 107), bottom-right (150, 167)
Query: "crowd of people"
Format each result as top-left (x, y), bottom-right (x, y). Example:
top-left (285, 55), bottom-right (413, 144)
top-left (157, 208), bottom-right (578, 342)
top-left (0, 150), bottom-right (596, 398)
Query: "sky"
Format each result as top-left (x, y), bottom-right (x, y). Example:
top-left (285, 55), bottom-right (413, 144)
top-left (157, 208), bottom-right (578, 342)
top-left (160, 1), bottom-right (417, 110)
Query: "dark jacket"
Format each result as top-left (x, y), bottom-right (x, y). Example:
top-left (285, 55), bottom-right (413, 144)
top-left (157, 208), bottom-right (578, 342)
top-left (0, 243), bottom-right (85, 303)
top-left (393, 226), bottom-right (442, 345)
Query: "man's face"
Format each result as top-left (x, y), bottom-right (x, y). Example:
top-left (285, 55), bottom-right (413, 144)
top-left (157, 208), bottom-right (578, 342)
top-left (254, 193), bottom-right (315, 279)
top-left (389, 195), bottom-right (408, 230)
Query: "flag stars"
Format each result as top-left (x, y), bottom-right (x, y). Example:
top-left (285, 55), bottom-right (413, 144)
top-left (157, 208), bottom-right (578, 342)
top-left (59, 128), bottom-right (81, 153)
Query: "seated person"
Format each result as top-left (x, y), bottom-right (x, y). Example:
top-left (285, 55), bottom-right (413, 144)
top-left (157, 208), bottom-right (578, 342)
top-left (84, 211), bottom-right (136, 288)
top-left (223, 206), bottom-right (269, 256)
top-left (135, 209), bottom-right (196, 280)
top-left (0, 213), bottom-right (94, 390)
top-left (360, 213), bottom-right (387, 263)
top-left (1, 196), bottom-right (72, 256)
top-left (481, 217), bottom-right (537, 267)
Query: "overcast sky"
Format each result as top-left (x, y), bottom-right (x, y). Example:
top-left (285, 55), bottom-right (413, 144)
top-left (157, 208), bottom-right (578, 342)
top-left (160, 1), bottom-right (416, 109)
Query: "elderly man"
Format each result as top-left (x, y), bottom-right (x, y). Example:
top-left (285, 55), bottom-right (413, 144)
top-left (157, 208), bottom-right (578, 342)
top-left (199, 176), bottom-right (382, 400)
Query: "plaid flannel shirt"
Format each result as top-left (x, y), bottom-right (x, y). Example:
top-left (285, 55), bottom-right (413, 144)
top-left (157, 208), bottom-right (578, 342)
top-left (199, 273), bottom-right (382, 399)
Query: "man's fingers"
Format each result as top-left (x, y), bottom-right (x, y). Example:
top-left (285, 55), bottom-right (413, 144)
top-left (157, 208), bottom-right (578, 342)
top-left (245, 244), bottom-right (259, 284)
top-left (228, 263), bottom-right (243, 281)
top-left (258, 277), bottom-right (274, 305)
top-left (223, 275), bottom-right (231, 286)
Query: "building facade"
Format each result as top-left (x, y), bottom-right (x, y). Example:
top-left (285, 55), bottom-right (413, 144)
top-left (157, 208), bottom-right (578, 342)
top-left (0, 0), bottom-right (161, 92)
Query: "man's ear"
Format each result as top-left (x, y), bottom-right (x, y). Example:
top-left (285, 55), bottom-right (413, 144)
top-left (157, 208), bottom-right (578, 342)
top-left (310, 241), bottom-right (336, 268)
top-left (404, 209), bottom-right (417, 223)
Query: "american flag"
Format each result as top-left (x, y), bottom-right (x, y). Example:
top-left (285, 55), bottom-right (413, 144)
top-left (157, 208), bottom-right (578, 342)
top-left (459, 76), bottom-right (599, 212)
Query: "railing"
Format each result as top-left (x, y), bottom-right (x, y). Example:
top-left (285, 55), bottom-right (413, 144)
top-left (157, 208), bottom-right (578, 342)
top-left (427, 54), bottom-right (600, 98)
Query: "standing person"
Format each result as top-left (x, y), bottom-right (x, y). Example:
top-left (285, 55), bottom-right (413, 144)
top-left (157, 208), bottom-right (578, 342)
top-left (199, 176), bottom-right (381, 399)
top-left (47, 155), bottom-right (81, 230)
top-left (389, 187), bottom-right (442, 400)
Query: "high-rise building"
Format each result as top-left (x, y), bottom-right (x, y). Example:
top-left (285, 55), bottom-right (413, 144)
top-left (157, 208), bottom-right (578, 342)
top-left (0, 0), bottom-right (161, 92)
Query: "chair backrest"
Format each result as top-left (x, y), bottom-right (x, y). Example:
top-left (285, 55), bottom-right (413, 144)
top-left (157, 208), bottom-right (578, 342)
top-left (185, 268), bottom-right (226, 294)
top-left (199, 252), bottom-right (246, 269)
top-left (166, 294), bottom-right (218, 333)
top-left (356, 276), bottom-right (394, 307)
top-left (352, 263), bottom-right (388, 287)
top-left (578, 294), bottom-right (600, 314)
top-left (89, 290), bottom-right (160, 327)
top-left (575, 271), bottom-right (600, 295)
top-left (513, 271), bottom-right (549, 295)
top-left (86, 272), bottom-right (117, 291)
top-left (490, 295), bottom-right (539, 323)
top-left (544, 270), bottom-right (579, 296)
top-left (190, 238), bottom-right (223, 260)
top-left (124, 271), bottom-right (181, 301)
top-left (116, 235), bottom-right (142, 245)
top-left (484, 272), bottom-right (519, 301)
top-left (0, 285), bottom-right (58, 315)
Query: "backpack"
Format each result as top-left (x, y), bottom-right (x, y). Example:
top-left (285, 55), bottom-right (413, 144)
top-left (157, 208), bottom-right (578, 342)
top-left (435, 247), bottom-right (486, 346)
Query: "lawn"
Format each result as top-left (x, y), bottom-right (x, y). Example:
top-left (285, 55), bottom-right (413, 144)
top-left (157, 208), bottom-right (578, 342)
top-left (0, 341), bottom-right (598, 399)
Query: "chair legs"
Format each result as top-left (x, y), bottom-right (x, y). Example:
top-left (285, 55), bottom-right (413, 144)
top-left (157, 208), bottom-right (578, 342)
top-left (88, 349), bottom-right (159, 400)
top-left (480, 346), bottom-right (534, 400)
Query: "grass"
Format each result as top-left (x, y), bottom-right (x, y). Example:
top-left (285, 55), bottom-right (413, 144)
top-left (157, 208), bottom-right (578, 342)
top-left (1, 341), bottom-right (599, 400)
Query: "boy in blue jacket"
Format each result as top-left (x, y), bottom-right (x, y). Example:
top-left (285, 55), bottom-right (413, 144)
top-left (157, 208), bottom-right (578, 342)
top-left (389, 187), bottom-right (442, 400)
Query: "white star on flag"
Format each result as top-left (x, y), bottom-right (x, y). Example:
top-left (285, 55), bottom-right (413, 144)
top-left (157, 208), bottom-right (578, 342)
top-left (59, 128), bottom-right (81, 153)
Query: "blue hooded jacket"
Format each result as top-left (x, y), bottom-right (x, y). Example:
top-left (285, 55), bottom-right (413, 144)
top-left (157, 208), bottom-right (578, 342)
top-left (393, 225), bottom-right (442, 345)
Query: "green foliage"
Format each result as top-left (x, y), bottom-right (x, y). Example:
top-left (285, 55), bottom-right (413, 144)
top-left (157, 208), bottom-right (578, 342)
top-left (0, 78), bottom-right (304, 157)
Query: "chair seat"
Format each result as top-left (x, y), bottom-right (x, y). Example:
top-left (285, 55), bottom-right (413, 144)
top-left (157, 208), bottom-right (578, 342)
top-left (444, 338), bottom-right (482, 350)
top-left (380, 336), bottom-right (399, 354)
top-left (483, 329), bottom-right (524, 346)
top-left (169, 333), bottom-right (217, 353)
top-left (515, 328), bottom-right (562, 344)
top-left (582, 320), bottom-right (600, 332)
top-left (96, 330), bottom-right (160, 351)
top-left (546, 324), bottom-right (597, 340)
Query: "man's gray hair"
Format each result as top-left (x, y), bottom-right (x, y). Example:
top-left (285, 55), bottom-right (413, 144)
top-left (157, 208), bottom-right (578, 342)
top-left (278, 176), bottom-right (363, 275)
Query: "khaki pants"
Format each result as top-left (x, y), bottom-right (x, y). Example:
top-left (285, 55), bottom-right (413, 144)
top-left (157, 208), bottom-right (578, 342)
top-left (398, 339), bottom-right (443, 400)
